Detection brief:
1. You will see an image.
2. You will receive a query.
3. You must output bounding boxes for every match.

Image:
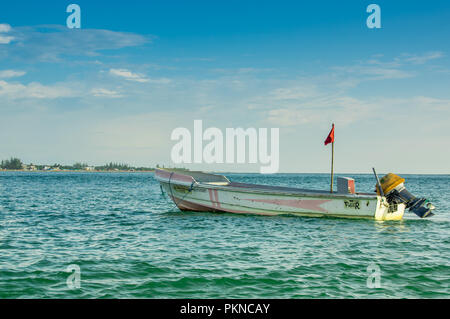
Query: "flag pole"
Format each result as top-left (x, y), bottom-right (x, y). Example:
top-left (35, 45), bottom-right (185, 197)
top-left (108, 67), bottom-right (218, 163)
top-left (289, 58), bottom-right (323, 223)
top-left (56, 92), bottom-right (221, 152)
top-left (330, 123), bottom-right (335, 193)
top-left (330, 139), bottom-right (334, 193)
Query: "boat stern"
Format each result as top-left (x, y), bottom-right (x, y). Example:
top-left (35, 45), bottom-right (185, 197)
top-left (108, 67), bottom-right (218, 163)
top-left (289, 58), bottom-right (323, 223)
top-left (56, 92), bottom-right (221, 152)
top-left (377, 173), bottom-right (435, 219)
top-left (374, 196), bottom-right (406, 221)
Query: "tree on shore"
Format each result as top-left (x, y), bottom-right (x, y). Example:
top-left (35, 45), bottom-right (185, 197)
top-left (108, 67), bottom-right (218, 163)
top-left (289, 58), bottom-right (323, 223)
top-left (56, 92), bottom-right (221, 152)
top-left (0, 158), bottom-right (154, 171)
top-left (1, 157), bottom-right (23, 170)
top-left (73, 162), bottom-right (89, 170)
top-left (95, 162), bottom-right (131, 171)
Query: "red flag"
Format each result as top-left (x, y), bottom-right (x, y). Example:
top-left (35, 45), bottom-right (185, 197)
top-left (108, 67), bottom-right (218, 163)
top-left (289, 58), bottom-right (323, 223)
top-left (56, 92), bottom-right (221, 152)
top-left (324, 124), bottom-right (335, 145)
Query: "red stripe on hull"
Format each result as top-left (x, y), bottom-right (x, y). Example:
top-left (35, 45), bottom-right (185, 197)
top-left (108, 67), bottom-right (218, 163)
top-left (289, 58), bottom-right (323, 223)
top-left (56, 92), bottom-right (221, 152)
top-left (170, 196), bottom-right (274, 216)
top-left (207, 189), bottom-right (221, 209)
top-left (173, 196), bottom-right (215, 212)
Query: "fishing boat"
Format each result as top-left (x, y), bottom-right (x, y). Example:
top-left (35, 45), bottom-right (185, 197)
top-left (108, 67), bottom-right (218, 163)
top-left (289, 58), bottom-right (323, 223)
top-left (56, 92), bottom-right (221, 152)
top-left (155, 168), bottom-right (435, 221)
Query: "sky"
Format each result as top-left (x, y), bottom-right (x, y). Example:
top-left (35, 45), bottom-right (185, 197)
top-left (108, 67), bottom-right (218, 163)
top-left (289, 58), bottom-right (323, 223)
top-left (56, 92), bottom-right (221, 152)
top-left (0, 0), bottom-right (449, 173)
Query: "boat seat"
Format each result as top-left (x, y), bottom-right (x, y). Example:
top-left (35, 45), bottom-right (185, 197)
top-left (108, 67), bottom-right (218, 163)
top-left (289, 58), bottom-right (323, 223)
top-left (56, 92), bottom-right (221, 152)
top-left (205, 182), bottom-right (230, 186)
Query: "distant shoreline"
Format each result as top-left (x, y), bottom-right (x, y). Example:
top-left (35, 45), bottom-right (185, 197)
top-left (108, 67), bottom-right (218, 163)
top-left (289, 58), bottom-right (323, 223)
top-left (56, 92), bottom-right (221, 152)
top-left (0, 169), bottom-right (155, 173)
top-left (1, 169), bottom-right (448, 175)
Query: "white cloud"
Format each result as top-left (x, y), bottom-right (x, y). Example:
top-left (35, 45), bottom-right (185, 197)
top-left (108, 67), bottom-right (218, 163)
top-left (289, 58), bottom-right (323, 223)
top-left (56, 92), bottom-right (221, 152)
top-left (0, 80), bottom-right (75, 99)
top-left (91, 88), bottom-right (123, 98)
top-left (409, 96), bottom-right (450, 111)
top-left (400, 51), bottom-right (444, 65)
top-left (266, 96), bottom-right (375, 126)
top-left (0, 24), bottom-right (11, 32)
top-left (361, 67), bottom-right (413, 80)
top-left (109, 68), bottom-right (171, 84)
top-left (109, 68), bottom-right (149, 82)
top-left (333, 65), bottom-right (413, 80)
top-left (270, 86), bottom-right (319, 100)
top-left (147, 78), bottom-right (172, 84)
top-left (0, 35), bottom-right (14, 44)
top-left (0, 70), bottom-right (26, 78)
top-left (0, 23), bottom-right (14, 44)
top-left (267, 108), bottom-right (314, 126)
top-left (333, 52), bottom-right (444, 82)
top-left (265, 92), bottom-right (450, 128)
top-left (2, 25), bottom-right (150, 61)
top-left (211, 67), bottom-right (272, 74)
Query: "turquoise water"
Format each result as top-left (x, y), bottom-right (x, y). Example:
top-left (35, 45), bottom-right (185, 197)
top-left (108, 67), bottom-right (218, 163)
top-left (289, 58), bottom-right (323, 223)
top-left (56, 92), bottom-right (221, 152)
top-left (0, 172), bottom-right (449, 298)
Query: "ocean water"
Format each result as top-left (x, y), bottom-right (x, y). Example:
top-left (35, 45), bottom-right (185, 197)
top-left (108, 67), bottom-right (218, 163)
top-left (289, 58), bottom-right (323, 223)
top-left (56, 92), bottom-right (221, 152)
top-left (0, 171), bottom-right (449, 299)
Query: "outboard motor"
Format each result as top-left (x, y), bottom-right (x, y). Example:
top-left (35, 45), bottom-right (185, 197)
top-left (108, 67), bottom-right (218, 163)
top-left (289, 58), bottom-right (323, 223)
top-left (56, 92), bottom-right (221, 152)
top-left (377, 173), bottom-right (435, 218)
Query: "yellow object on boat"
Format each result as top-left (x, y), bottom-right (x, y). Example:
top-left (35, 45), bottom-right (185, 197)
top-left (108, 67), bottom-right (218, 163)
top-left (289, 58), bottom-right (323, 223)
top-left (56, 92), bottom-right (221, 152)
top-left (378, 173), bottom-right (405, 195)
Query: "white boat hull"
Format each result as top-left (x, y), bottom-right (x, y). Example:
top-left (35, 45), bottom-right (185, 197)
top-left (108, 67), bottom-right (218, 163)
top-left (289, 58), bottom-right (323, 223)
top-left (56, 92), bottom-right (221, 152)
top-left (156, 169), bottom-right (405, 221)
